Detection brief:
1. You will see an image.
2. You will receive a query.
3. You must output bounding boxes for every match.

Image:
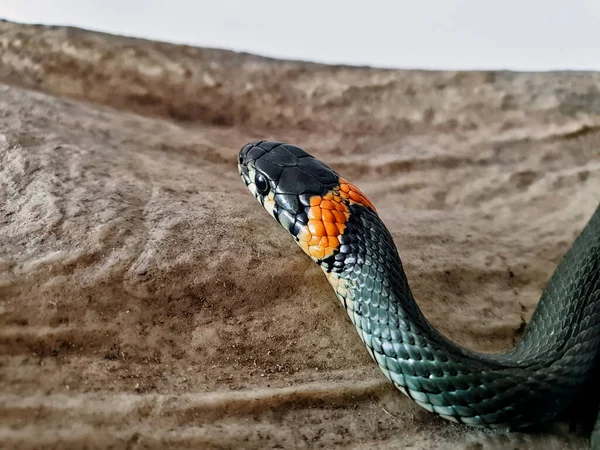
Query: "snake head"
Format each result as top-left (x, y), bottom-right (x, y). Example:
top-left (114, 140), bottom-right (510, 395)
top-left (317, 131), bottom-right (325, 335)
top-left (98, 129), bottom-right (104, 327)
top-left (239, 140), bottom-right (376, 265)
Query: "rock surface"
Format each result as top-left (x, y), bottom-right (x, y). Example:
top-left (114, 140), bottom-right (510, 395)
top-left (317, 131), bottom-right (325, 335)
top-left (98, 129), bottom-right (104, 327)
top-left (1, 19), bottom-right (600, 449)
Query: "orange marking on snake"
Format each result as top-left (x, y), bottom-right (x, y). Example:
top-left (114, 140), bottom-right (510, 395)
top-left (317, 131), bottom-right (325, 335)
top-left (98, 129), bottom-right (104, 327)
top-left (338, 178), bottom-right (376, 211)
top-left (296, 178), bottom-right (376, 261)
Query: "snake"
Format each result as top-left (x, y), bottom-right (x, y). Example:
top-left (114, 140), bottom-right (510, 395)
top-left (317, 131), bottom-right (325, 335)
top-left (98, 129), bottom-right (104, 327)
top-left (238, 140), bottom-right (600, 446)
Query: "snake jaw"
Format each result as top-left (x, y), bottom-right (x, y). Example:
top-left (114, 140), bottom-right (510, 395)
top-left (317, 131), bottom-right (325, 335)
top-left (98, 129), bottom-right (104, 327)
top-left (239, 162), bottom-right (256, 196)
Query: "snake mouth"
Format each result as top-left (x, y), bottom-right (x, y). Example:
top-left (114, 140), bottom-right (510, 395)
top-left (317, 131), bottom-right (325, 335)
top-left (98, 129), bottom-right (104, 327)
top-left (238, 162), bottom-right (252, 190)
top-left (239, 164), bottom-right (262, 205)
top-left (238, 140), bottom-right (271, 201)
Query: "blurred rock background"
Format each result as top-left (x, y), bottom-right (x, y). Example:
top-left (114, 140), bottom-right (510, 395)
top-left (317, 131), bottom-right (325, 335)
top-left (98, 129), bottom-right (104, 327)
top-left (1, 19), bottom-right (599, 449)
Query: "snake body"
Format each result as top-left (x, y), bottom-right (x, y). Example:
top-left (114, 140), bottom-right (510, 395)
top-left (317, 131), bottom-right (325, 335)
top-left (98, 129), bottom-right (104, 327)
top-left (238, 140), bottom-right (600, 443)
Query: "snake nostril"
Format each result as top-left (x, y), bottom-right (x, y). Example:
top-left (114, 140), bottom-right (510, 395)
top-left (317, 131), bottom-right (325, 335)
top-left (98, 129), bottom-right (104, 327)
top-left (238, 154), bottom-right (244, 165)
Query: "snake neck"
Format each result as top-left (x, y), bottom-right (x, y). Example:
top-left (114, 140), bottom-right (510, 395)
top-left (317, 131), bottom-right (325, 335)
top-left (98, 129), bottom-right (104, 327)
top-left (321, 203), bottom-right (600, 429)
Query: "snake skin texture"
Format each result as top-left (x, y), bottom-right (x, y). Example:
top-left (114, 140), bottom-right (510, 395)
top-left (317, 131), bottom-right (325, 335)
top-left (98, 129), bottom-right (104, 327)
top-left (238, 140), bottom-right (600, 445)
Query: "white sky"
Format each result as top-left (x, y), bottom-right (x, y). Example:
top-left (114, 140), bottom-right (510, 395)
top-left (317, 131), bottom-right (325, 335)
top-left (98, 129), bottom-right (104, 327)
top-left (4, 0), bottom-right (600, 71)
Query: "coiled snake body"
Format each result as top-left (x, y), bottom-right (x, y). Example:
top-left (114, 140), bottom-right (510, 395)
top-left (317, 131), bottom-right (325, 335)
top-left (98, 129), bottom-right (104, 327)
top-left (238, 140), bottom-right (600, 445)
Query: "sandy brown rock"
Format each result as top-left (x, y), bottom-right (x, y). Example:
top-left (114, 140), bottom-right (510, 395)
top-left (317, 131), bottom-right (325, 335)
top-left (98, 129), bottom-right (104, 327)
top-left (1, 20), bottom-right (600, 450)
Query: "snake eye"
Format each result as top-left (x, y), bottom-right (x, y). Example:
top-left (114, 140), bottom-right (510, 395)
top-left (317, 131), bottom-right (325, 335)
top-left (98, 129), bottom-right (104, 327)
top-left (255, 173), bottom-right (269, 195)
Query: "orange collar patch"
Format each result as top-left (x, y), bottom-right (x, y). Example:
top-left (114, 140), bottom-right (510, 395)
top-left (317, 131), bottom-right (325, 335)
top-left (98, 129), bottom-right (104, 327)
top-left (296, 178), bottom-right (375, 261)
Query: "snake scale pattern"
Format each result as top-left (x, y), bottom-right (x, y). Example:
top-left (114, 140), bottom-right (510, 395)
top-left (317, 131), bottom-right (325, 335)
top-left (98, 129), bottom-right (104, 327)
top-left (238, 140), bottom-right (600, 447)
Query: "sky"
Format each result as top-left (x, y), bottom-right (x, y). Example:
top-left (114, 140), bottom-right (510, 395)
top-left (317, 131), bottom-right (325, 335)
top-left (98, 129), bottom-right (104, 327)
top-left (4, 0), bottom-right (600, 71)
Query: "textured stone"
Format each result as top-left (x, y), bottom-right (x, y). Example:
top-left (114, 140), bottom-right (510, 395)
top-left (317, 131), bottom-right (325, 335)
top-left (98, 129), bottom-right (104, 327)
top-left (1, 19), bottom-right (599, 450)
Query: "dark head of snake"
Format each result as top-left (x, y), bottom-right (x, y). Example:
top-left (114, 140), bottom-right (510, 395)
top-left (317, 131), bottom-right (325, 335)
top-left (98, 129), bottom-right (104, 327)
top-left (239, 140), bottom-right (600, 445)
top-left (239, 140), bottom-right (380, 270)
